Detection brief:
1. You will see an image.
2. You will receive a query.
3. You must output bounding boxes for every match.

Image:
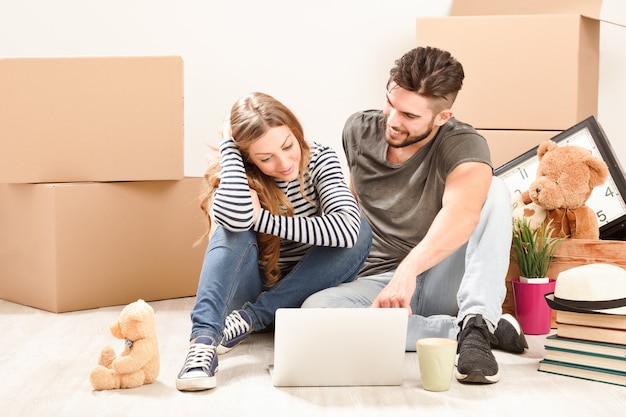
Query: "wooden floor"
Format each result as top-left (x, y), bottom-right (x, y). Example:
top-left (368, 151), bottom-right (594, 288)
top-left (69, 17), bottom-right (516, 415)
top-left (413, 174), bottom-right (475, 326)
top-left (2, 297), bottom-right (625, 417)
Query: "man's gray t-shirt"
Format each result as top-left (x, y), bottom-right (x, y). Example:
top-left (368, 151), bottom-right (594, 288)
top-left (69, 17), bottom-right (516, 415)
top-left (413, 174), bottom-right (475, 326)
top-left (342, 110), bottom-right (492, 276)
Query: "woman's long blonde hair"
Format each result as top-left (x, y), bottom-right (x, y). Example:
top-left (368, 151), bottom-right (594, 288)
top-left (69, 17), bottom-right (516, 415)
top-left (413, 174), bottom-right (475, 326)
top-left (199, 92), bottom-right (312, 287)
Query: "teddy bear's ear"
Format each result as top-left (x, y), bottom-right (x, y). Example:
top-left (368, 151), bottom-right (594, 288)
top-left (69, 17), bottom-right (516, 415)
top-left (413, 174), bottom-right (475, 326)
top-left (125, 306), bottom-right (148, 325)
top-left (585, 154), bottom-right (610, 188)
top-left (537, 140), bottom-right (558, 160)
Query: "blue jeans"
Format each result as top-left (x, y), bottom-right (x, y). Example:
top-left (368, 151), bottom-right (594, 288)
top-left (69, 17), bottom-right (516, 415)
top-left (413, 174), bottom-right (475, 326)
top-left (302, 178), bottom-right (512, 351)
top-left (189, 216), bottom-right (373, 342)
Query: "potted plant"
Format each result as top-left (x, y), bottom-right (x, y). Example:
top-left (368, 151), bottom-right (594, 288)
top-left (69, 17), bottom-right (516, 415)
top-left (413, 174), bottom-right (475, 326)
top-left (510, 217), bottom-right (564, 335)
top-left (511, 217), bottom-right (564, 283)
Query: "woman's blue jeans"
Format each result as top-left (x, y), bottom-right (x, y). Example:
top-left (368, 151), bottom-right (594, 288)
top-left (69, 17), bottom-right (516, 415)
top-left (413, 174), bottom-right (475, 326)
top-left (189, 217), bottom-right (372, 342)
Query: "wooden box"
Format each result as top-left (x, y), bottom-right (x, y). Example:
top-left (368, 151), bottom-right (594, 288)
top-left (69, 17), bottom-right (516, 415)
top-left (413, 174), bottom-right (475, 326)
top-left (503, 239), bottom-right (626, 326)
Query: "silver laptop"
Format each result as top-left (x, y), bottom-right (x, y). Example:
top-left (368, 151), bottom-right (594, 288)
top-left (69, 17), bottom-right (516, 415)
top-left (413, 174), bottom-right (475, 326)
top-left (270, 307), bottom-right (408, 387)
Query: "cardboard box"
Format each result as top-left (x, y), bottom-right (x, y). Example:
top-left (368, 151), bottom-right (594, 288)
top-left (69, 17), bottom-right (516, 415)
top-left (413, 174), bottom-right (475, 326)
top-left (447, 0), bottom-right (626, 325)
top-left (479, 130), bottom-right (561, 169)
top-left (0, 178), bottom-right (206, 312)
top-left (503, 239), bottom-right (626, 326)
top-left (416, 14), bottom-right (599, 130)
top-left (0, 56), bottom-right (184, 183)
top-left (450, 0), bottom-right (626, 27)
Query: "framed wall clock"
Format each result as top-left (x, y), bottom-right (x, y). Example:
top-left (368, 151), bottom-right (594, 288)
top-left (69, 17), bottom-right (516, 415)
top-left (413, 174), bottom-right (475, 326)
top-left (494, 116), bottom-right (626, 240)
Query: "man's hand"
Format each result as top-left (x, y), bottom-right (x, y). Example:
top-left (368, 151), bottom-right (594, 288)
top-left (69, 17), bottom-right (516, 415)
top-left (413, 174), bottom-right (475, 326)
top-left (371, 162), bottom-right (492, 316)
top-left (371, 267), bottom-right (416, 315)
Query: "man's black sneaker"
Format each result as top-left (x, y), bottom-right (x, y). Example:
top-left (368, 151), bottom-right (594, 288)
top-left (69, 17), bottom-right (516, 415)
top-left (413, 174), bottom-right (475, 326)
top-left (492, 313), bottom-right (528, 354)
top-left (455, 314), bottom-right (500, 384)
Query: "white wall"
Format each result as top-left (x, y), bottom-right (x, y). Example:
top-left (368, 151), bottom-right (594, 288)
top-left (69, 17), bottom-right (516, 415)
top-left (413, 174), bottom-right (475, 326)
top-left (1, 0), bottom-right (625, 177)
top-left (0, 0), bottom-right (453, 176)
top-left (599, 20), bottom-right (626, 170)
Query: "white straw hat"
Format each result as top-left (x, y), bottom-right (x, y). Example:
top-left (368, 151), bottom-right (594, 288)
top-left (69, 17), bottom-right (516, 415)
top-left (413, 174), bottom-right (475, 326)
top-left (544, 263), bottom-right (626, 315)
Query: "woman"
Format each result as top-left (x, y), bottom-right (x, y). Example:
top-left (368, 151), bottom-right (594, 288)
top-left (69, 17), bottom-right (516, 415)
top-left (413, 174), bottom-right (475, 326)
top-left (176, 92), bottom-right (372, 391)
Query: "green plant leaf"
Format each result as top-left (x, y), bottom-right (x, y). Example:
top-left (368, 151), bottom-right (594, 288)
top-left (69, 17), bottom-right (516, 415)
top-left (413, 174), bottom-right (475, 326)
top-left (511, 217), bottom-right (564, 278)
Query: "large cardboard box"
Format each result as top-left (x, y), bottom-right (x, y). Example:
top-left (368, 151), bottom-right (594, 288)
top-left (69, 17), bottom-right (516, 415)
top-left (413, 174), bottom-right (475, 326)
top-left (450, 0), bottom-right (626, 27)
top-left (0, 178), bottom-right (206, 312)
top-left (479, 130), bottom-right (561, 169)
top-left (503, 239), bottom-right (626, 326)
top-left (416, 14), bottom-right (599, 130)
top-left (0, 56), bottom-right (184, 183)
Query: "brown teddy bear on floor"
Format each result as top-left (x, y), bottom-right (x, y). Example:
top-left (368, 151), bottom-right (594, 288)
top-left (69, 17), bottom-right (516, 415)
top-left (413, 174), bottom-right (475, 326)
top-left (514, 140), bottom-right (609, 239)
top-left (89, 299), bottom-right (160, 390)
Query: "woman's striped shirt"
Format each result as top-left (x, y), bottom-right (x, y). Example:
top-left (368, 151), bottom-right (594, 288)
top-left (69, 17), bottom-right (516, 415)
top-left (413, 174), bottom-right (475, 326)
top-left (212, 138), bottom-right (361, 272)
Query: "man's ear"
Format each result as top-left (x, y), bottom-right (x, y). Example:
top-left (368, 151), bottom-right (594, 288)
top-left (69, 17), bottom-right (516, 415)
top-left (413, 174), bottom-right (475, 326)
top-left (434, 109), bottom-right (453, 126)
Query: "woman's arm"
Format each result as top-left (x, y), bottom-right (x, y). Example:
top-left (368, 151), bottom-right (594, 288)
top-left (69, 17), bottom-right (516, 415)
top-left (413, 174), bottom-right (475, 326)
top-left (254, 144), bottom-right (361, 247)
top-left (211, 138), bottom-right (256, 232)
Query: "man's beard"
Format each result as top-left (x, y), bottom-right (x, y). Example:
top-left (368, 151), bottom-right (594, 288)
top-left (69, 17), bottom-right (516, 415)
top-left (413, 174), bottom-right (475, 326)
top-left (386, 125), bottom-right (433, 149)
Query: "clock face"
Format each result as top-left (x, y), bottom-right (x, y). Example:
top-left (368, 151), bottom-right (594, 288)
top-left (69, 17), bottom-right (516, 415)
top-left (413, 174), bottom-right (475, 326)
top-left (494, 116), bottom-right (626, 240)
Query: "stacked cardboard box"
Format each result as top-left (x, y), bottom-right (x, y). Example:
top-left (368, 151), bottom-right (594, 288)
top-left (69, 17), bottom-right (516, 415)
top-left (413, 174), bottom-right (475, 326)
top-left (0, 56), bottom-right (206, 312)
top-left (416, 0), bottom-right (625, 167)
top-left (416, 1), bottom-right (626, 323)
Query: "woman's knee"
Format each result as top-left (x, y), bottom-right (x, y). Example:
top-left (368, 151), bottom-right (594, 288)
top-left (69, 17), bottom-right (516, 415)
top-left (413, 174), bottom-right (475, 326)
top-left (356, 216), bottom-right (373, 250)
top-left (208, 226), bottom-right (258, 250)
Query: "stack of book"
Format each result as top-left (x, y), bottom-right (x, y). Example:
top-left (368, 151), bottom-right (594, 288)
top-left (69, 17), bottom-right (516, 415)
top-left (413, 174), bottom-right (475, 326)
top-left (538, 310), bottom-right (626, 386)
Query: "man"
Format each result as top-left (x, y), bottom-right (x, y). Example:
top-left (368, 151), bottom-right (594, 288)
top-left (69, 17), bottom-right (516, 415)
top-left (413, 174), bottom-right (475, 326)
top-left (303, 46), bottom-right (527, 384)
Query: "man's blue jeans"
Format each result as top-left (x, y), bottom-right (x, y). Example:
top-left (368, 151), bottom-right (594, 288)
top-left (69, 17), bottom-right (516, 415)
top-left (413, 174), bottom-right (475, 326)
top-left (189, 217), bottom-right (372, 342)
top-left (302, 178), bottom-right (512, 351)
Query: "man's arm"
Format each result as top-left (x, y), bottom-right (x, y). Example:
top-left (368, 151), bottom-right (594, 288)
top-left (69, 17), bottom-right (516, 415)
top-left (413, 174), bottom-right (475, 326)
top-left (371, 161), bottom-right (493, 313)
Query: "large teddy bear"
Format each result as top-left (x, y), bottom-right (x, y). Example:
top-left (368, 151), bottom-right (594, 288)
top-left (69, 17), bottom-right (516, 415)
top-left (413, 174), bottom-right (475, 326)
top-left (513, 140), bottom-right (609, 239)
top-left (89, 299), bottom-right (160, 390)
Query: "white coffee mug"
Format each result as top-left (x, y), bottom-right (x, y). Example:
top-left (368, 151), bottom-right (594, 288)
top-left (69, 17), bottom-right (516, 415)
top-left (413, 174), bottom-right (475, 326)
top-left (416, 337), bottom-right (457, 392)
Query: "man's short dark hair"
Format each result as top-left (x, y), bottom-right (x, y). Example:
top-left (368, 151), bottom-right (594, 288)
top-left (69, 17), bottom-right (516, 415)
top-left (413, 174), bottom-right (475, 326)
top-left (387, 46), bottom-right (464, 111)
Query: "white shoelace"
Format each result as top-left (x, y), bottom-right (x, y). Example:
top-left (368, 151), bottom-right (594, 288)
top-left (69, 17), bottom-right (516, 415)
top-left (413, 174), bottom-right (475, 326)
top-left (223, 312), bottom-right (250, 341)
top-left (181, 343), bottom-right (216, 373)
